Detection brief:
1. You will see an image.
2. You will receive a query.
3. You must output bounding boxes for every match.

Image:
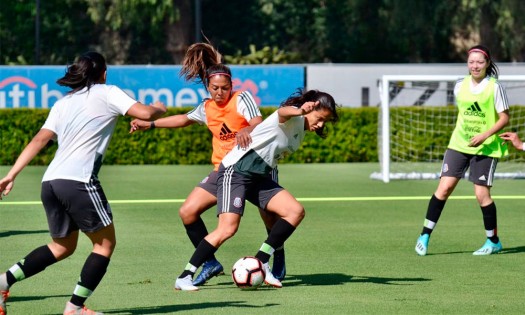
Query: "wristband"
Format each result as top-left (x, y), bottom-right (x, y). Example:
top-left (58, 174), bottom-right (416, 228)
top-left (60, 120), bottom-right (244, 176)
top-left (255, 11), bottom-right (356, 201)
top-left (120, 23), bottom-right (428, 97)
top-left (522, 143), bottom-right (525, 151)
top-left (150, 121), bottom-right (156, 129)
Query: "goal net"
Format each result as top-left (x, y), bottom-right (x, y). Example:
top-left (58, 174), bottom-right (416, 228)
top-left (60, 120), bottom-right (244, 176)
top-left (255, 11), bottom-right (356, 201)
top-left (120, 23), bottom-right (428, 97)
top-left (371, 75), bottom-right (525, 183)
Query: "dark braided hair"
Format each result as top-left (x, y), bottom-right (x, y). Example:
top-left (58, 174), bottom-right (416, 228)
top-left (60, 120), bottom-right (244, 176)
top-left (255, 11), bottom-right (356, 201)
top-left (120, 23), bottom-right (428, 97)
top-left (56, 51), bottom-right (107, 94)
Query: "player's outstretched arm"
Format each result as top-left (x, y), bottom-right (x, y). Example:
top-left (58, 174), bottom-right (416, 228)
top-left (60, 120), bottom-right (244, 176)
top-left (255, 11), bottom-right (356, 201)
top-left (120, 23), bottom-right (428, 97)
top-left (129, 114), bottom-right (195, 133)
top-left (0, 128), bottom-right (55, 199)
top-left (126, 100), bottom-right (167, 121)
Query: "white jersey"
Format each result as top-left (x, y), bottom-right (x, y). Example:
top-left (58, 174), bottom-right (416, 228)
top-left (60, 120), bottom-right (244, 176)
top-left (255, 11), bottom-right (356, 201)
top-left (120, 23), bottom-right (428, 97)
top-left (41, 84), bottom-right (136, 183)
top-left (221, 109), bottom-right (306, 169)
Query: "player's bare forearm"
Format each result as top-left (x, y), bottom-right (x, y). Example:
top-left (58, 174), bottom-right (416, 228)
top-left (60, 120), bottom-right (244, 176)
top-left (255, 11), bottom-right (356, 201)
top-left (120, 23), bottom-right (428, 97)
top-left (278, 101), bottom-right (319, 123)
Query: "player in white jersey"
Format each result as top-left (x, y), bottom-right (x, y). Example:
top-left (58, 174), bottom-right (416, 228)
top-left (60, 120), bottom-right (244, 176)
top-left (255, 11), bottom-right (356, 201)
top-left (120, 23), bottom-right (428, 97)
top-left (0, 51), bottom-right (166, 315)
top-left (130, 43), bottom-right (287, 286)
top-left (174, 89), bottom-right (339, 291)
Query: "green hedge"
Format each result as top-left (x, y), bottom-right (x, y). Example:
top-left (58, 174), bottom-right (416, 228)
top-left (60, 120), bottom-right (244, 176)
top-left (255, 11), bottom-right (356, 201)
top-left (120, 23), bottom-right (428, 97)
top-left (2, 106), bottom-right (524, 166)
top-left (0, 107), bottom-right (379, 166)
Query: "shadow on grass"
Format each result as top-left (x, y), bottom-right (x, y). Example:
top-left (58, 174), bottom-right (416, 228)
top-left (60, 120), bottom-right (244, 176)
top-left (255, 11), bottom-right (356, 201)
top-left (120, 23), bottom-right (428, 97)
top-left (103, 301), bottom-right (280, 314)
top-left (424, 245), bottom-right (525, 255)
top-left (500, 245), bottom-right (525, 254)
top-left (7, 294), bottom-right (70, 303)
top-left (284, 273), bottom-right (430, 286)
top-left (0, 229), bottom-right (48, 238)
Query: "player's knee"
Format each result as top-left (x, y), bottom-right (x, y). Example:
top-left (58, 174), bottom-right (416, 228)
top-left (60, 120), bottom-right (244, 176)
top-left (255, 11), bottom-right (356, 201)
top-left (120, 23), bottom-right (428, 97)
top-left (49, 242), bottom-right (77, 260)
top-left (179, 204), bottom-right (197, 223)
top-left (288, 204), bottom-right (305, 225)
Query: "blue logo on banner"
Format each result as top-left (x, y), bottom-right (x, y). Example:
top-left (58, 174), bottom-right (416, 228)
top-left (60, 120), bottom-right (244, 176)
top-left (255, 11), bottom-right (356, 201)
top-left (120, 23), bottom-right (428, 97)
top-left (0, 65), bottom-right (304, 108)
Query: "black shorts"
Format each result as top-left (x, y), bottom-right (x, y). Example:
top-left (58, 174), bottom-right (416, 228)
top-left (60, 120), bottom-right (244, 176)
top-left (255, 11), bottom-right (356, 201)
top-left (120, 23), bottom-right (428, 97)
top-left (41, 176), bottom-right (113, 238)
top-left (441, 149), bottom-right (498, 186)
top-left (217, 164), bottom-right (283, 216)
top-left (199, 167), bottom-right (279, 200)
top-left (197, 171), bottom-right (220, 197)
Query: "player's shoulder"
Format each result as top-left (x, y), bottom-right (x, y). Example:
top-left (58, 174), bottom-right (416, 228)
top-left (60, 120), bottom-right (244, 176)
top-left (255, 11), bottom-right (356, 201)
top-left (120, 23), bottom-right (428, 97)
top-left (236, 90), bottom-right (258, 108)
top-left (455, 77), bottom-right (466, 85)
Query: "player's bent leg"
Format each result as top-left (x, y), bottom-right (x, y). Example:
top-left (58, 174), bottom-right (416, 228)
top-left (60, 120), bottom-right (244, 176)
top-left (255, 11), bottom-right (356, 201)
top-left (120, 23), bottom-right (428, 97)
top-left (265, 190), bottom-right (305, 227)
top-left (179, 187), bottom-right (218, 225)
top-left (48, 230), bottom-right (80, 261)
top-left (192, 214), bottom-right (240, 286)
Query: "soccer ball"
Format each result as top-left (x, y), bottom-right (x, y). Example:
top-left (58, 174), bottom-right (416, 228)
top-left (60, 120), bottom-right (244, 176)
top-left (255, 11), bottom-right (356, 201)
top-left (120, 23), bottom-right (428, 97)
top-left (231, 256), bottom-right (266, 289)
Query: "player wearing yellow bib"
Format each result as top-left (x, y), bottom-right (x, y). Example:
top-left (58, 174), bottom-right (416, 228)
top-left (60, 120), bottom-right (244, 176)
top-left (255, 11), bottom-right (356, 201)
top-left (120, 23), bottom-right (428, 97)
top-left (415, 45), bottom-right (510, 256)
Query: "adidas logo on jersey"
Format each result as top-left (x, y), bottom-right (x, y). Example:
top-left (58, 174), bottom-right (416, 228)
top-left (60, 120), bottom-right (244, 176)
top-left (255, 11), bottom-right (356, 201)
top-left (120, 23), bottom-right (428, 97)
top-left (464, 101), bottom-right (485, 118)
top-left (220, 123), bottom-right (237, 140)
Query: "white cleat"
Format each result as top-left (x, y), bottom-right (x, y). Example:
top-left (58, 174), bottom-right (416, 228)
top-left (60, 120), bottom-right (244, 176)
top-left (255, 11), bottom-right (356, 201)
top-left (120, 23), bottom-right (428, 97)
top-left (263, 263), bottom-right (282, 288)
top-left (175, 275), bottom-right (199, 291)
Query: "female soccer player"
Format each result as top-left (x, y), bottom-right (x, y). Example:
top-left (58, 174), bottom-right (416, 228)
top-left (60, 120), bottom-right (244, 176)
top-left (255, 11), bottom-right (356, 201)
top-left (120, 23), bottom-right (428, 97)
top-left (174, 89), bottom-right (339, 291)
top-left (415, 45), bottom-right (510, 256)
top-left (0, 51), bottom-right (166, 315)
top-left (129, 42), bottom-right (286, 286)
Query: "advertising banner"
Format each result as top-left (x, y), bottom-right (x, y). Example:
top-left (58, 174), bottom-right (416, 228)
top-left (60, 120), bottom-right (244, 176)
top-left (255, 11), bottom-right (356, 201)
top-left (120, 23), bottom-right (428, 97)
top-left (0, 65), bottom-right (305, 108)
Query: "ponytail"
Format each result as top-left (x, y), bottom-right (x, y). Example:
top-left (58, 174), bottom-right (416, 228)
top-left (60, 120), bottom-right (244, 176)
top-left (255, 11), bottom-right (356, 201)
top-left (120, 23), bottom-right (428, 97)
top-left (56, 51), bottom-right (107, 94)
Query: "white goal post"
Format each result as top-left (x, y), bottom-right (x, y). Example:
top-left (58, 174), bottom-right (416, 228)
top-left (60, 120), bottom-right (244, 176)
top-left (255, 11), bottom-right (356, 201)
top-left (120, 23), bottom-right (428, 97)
top-left (372, 74), bottom-right (525, 183)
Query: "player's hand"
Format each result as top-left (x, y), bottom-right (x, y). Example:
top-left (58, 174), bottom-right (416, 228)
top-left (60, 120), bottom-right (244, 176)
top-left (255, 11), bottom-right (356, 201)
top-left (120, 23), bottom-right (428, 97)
top-left (500, 132), bottom-right (524, 150)
top-left (468, 134), bottom-right (488, 147)
top-left (129, 119), bottom-right (151, 133)
top-left (0, 177), bottom-right (14, 200)
top-left (300, 101), bottom-right (319, 115)
top-left (235, 128), bottom-right (252, 149)
top-left (151, 101), bottom-right (167, 113)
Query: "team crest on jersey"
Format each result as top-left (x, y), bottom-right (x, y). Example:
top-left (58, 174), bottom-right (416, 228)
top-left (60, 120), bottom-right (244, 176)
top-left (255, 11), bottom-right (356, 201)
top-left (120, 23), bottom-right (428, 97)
top-left (442, 163), bottom-right (449, 173)
top-left (233, 197), bottom-right (243, 208)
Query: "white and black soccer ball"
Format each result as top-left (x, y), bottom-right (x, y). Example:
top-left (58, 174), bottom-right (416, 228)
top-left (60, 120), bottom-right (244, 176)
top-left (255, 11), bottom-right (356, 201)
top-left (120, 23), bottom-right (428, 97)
top-left (231, 256), bottom-right (266, 289)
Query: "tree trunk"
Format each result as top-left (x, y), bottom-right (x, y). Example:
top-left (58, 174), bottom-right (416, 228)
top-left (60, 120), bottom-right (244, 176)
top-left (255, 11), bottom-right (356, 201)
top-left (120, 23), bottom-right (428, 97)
top-left (166, 0), bottom-right (193, 64)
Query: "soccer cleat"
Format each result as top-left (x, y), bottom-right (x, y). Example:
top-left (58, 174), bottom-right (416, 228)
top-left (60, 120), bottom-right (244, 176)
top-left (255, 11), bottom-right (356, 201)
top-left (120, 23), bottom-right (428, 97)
top-left (263, 262), bottom-right (282, 288)
top-left (192, 259), bottom-right (224, 286)
top-left (63, 301), bottom-right (103, 315)
top-left (473, 239), bottom-right (503, 256)
top-left (415, 234), bottom-right (430, 256)
top-left (0, 290), bottom-right (9, 315)
top-left (272, 248), bottom-right (286, 281)
top-left (175, 275), bottom-right (199, 291)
